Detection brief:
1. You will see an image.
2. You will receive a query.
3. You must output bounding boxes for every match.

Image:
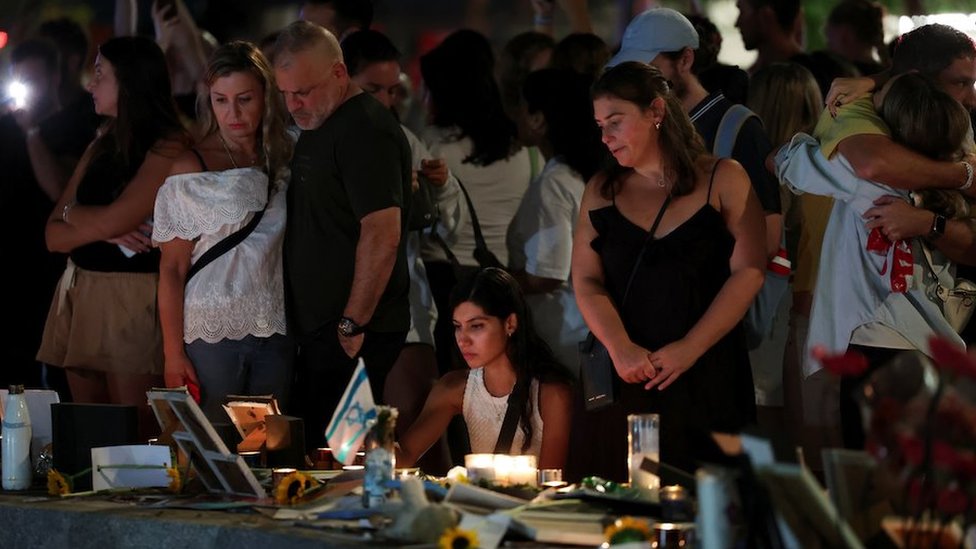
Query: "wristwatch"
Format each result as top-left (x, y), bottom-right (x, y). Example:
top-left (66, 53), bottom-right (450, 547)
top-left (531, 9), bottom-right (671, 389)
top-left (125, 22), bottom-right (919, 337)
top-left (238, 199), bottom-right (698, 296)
top-left (338, 316), bottom-right (366, 337)
top-left (928, 212), bottom-right (947, 240)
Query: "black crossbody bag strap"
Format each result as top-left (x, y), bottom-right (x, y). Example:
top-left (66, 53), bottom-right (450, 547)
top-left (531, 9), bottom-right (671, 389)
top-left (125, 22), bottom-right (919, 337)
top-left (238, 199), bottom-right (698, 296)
top-left (184, 208), bottom-right (265, 284)
top-left (621, 194), bottom-right (672, 303)
top-left (429, 178), bottom-right (501, 269)
top-left (493, 377), bottom-right (530, 454)
top-left (456, 179), bottom-right (492, 258)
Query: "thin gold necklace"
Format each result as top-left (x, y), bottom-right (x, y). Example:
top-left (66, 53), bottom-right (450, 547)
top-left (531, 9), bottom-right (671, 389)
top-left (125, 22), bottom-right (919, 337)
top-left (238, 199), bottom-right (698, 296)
top-left (218, 132), bottom-right (255, 169)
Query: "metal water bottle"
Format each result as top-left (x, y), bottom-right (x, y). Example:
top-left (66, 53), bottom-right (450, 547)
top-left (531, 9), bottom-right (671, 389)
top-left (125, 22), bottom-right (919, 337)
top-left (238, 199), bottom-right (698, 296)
top-left (2, 385), bottom-right (32, 490)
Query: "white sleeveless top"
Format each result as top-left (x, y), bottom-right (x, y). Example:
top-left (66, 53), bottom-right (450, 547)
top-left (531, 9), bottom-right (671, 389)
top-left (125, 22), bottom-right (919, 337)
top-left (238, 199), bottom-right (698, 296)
top-left (462, 367), bottom-right (544, 457)
top-left (153, 167), bottom-right (288, 343)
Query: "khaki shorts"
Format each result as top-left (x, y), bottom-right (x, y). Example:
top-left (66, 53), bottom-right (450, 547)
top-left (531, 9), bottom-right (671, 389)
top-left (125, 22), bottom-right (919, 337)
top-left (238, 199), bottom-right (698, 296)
top-left (37, 261), bottom-right (163, 375)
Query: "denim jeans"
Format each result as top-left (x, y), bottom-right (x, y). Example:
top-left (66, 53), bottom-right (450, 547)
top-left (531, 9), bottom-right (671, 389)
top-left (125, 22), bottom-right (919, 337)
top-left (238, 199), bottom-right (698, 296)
top-left (185, 333), bottom-right (295, 423)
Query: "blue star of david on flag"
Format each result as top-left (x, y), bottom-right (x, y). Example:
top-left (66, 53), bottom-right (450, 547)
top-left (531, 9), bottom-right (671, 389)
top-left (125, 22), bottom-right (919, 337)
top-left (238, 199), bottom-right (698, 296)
top-left (325, 358), bottom-right (377, 465)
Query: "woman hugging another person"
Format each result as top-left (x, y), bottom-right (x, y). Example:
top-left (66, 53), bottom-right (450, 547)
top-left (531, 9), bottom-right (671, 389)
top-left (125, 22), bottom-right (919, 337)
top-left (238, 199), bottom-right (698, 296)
top-left (153, 41), bottom-right (295, 423)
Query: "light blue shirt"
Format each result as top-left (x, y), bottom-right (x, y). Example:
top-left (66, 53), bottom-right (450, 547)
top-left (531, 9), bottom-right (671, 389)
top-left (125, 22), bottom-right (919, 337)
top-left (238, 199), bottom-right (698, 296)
top-left (775, 133), bottom-right (963, 377)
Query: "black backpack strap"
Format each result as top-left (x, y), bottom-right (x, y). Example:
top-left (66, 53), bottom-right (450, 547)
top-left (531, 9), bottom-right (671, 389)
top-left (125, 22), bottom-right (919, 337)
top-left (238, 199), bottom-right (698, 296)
top-left (493, 377), bottom-right (529, 455)
top-left (185, 209), bottom-right (265, 284)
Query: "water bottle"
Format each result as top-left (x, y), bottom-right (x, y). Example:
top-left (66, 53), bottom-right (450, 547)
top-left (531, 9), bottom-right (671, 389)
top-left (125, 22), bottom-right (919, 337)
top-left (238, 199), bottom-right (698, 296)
top-left (362, 406), bottom-right (397, 508)
top-left (2, 385), bottom-right (32, 490)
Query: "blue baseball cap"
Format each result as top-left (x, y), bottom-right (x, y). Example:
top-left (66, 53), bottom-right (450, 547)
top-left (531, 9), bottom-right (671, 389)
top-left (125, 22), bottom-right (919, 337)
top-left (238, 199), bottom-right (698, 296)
top-left (607, 8), bottom-right (700, 68)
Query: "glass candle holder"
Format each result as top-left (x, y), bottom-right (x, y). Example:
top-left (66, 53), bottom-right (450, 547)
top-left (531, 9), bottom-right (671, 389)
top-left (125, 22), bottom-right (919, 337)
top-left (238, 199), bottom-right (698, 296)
top-left (538, 468), bottom-right (565, 488)
top-left (627, 413), bottom-right (660, 496)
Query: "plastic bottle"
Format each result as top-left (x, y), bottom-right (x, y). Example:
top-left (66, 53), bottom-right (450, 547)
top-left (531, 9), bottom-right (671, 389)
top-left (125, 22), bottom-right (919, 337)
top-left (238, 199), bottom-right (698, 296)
top-left (2, 385), bottom-right (32, 490)
top-left (362, 406), bottom-right (397, 508)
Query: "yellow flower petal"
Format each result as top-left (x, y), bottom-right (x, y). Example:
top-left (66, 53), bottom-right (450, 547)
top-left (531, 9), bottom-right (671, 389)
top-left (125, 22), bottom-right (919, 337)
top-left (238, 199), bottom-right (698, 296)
top-left (47, 469), bottom-right (71, 496)
top-left (167, 467), bottom-right (182, 493)
top-left (604, 516), bottom-right (652, 544)
top-left (438, 526), bottom-right (479, 549)
top-left (274, 471), bottom-right (316, 505)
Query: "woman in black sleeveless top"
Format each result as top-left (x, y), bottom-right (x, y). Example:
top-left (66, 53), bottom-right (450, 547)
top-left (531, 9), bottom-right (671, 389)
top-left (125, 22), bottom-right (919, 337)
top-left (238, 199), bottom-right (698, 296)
top-left (568, 63), bottom-right (765, 481)
top-left (37, 36), bottom-right (187, 438)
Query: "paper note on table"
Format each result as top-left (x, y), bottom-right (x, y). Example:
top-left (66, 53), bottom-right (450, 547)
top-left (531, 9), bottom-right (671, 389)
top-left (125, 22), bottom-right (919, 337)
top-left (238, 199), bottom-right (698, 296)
top-left (459, 512), bottom-right (510, 549)
top-left (91, 445), bottom-right (171, 491)
top-left (444, 482), bottom-right (527, 513)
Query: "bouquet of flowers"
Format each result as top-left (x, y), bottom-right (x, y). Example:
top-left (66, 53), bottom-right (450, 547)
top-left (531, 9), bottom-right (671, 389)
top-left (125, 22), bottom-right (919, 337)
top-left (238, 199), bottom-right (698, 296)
top-left (820, 337), bottom-right (976, 546)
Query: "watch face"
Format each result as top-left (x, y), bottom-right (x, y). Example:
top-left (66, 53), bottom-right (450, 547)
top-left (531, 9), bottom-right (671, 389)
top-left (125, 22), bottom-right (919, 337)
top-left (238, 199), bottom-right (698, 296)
top-left (339, 318), bottom-right (361, 336)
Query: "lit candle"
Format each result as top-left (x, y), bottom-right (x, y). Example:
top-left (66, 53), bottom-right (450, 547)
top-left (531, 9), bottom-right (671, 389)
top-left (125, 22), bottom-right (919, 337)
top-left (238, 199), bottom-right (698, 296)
top-left (493, 454), bottom-right (514, 485)
top-left (464, 453), bottom-right (496, 483)
top-left (240, 451), bottom-right (261, 468)
top-left (509, 455), bottom-right (537, 486)
top-left (272, 467), bottom-right (296, 487)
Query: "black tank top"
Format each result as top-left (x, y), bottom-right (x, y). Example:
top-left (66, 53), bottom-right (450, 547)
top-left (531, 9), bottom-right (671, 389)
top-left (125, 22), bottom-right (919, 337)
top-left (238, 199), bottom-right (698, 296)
top-left (69, 151), bottom-right (159, 273)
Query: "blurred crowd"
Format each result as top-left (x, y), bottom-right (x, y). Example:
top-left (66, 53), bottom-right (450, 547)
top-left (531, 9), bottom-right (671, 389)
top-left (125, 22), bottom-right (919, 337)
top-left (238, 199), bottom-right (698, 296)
top-left (2, 0), bottom-right (975, 481)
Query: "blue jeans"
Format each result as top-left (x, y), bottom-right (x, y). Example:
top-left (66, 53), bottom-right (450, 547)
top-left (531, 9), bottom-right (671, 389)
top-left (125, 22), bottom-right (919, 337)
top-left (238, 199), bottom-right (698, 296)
top-left (185, 333), bottom-right (295, 423)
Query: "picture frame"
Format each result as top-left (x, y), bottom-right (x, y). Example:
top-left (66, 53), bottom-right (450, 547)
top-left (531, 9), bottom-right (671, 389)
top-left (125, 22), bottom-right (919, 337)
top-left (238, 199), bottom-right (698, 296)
top-left (147, 389), bottom-right (264, 498)
top-left (222, 394), bottom-right (280, 453)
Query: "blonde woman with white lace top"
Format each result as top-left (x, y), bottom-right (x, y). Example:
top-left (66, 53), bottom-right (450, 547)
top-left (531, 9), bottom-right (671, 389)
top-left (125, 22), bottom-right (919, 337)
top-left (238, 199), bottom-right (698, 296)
top-left (153, 41), bottom-right (294, 421)
top-left (396, 268), bottom-right (573, 469)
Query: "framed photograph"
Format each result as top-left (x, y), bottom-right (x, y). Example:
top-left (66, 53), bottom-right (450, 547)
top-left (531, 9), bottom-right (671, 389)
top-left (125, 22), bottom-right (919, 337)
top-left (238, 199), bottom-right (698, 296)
top-left (222, 395), bottom-right (280, 453)
top-left (756, 463), bottom-right (864, 549)
top-left (148, 389), bottom-right (264, 498)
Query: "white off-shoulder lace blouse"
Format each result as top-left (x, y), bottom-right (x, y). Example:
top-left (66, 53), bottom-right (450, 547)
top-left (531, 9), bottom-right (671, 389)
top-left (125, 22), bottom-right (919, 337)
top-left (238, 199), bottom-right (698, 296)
top-left (153, 167), bottom-right (288, 344)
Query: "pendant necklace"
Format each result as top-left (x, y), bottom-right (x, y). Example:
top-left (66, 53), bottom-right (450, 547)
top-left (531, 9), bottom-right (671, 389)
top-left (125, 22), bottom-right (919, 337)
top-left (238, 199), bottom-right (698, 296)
top-left (218, 132), bottom-right (255, 169)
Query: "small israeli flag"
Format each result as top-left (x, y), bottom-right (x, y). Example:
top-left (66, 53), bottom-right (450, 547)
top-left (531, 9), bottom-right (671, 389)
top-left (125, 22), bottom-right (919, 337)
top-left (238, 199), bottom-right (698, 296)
top-left (325, 358), bottom-right (378, 465)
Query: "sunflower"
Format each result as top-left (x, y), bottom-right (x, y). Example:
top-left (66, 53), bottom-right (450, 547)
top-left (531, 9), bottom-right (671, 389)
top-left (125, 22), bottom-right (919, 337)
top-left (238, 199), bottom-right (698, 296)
top-left (47, 469), bottom-right (71, 496)
top-left (167, 467), bottom-right (182, 493)
top-left (604, 516), bottom-right (652, 545)
top-left (274, 471), bottom-right (315, 505)
top-left (438, 526), bottom-right (478, 549)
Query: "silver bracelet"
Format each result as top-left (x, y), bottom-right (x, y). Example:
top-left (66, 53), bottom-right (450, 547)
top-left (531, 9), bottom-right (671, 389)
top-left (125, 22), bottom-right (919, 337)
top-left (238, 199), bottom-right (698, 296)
top-left (61, 201), bottom-right (75, 223)
top-left (960, 161), bottom-right (974, 191)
